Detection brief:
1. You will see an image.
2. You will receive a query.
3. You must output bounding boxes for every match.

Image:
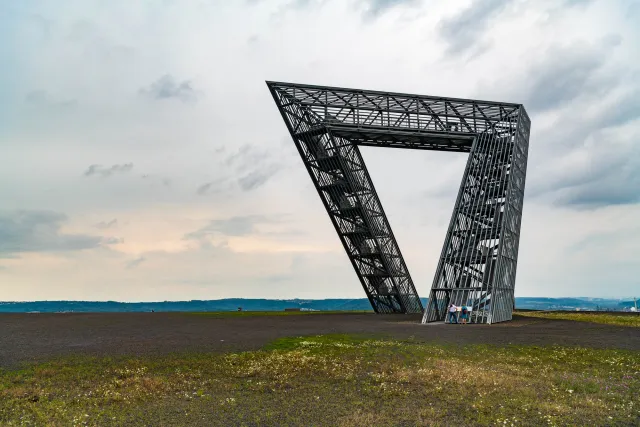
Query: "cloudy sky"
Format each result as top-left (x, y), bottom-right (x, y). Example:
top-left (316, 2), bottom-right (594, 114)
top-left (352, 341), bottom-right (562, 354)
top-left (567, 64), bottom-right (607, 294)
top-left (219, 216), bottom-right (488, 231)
top-left (1, 0), bottom-right (639, 302)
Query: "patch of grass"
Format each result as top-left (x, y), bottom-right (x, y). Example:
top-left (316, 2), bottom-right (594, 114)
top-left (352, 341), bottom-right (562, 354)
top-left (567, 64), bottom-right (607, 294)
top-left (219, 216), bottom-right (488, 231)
top-left (262, 333), bottom-right (384, 351)
top-left (185, 310), bottom-right (371, 318)
top-left (1, 335), bottom-right (639, 426)
top-left (517, 310), bottom-right (640, 328)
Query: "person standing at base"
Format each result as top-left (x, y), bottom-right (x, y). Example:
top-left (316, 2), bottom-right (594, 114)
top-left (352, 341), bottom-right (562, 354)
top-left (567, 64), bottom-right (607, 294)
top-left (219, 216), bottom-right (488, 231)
top-left (460, 305), bottom-right (469, 324)
top-left (448, 303), bottom-right (458, 324)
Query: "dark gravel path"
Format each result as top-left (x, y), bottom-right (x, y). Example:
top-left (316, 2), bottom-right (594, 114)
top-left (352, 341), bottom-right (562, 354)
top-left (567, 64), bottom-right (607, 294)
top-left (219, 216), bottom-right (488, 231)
top-left (1, 313), bottom-right (638, 367)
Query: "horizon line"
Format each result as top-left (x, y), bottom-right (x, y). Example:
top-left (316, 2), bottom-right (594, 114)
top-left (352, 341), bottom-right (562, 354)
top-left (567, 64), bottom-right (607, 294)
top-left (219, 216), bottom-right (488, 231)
top-left (0, 296), bottom-right (636, 304)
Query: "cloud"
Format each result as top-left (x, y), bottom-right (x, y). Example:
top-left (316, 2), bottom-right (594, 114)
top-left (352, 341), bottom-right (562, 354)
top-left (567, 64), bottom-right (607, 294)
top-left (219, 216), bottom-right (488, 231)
top-left (472, 31), bottom-right (637, 211)
top-left (84, 163), bottom-right (134, 177)
top-left (196, 178), bottom-right (228, 196)
top-left (139, 74), bottom-right (199, 103)
top-left (223, 145), bottom-right (283, 191)
top-left (283, 0), bottom-right (316, 9)
top-left (263, 0), bottom-right (328, 20)
top-left (0, 210), bottom-right (116, 258)
top-left (140, 174), bottom-right (173, 189)
top-left (103, 237), bottom-right (125, 244)
top-left (125, 256), bottom-right (145, 269)
top-left (182, 215), bottom-right (305, 256)
top-left (265, 0), bottom-right (417, 20)
top-left (182, 215), bottom-right (300, 246)
top-left (437, 0), bottom-right (512, 56)
top-left (523, 87), bottom-right (640, 209)
top-left (529, 88), bottom-right (640, 155)
top-left (238, 164), bottom-right (281, 191)
top-left (196, 182), bottom-right (214, 195)
top-left (184, 215), bottom-right (275, 240)
top-left (359, 0), bottom-right (420, 18)
top-left (562, 0), bottom-right (594, 7)
top-left (25, 90), bottom-right (76, 109)
top-left (568, 226), bottom-right (640, 255)
top-left (523, 36), bottom-right (621, 112)
top-left (96, 219), bottom-right (118, 229)
top-left (551, 138), bottom-right (640, 208)
top-left (225, 144), bottom-right (269, 172)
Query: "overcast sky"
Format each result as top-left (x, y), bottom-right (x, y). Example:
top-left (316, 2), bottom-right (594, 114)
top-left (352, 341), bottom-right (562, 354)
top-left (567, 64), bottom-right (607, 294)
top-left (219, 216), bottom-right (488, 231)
top-left (1, 0), bottom-right (639, 302)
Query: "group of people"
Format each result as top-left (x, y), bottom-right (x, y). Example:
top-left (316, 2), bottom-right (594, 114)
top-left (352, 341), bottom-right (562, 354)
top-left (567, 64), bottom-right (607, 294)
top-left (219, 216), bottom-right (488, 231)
top-left (447, 303), bottom-right (471, 324)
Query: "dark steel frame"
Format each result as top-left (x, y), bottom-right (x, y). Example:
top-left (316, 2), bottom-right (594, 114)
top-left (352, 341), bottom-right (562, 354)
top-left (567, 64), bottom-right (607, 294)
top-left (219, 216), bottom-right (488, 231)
top-left (267, 81), bottom-right (530, 323)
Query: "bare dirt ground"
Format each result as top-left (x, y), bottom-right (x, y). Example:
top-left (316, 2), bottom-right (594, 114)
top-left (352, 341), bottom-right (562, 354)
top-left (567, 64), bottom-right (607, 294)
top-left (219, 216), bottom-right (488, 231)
top-left (1, 312), bottom-right (638, 367)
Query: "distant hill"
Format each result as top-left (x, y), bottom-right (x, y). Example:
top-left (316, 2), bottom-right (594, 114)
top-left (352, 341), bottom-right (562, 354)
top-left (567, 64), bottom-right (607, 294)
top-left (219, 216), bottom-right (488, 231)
top-left (516, 297), bottom-right (637, 311)
top-left (0, 297), bottom-right (635, 313)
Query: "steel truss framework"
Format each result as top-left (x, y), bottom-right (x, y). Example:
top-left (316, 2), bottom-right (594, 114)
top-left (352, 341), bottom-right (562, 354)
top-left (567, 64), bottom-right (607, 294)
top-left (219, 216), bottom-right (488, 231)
top-left (267, 81), bottom-right (531, 324)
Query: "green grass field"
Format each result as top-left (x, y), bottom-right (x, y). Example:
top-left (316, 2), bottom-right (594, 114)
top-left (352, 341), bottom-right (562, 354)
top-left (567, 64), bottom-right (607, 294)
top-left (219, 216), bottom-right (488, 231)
top-left (1, 335), bottom-right (638, 426)
top-left (517, 310), bottom-right (640, 328)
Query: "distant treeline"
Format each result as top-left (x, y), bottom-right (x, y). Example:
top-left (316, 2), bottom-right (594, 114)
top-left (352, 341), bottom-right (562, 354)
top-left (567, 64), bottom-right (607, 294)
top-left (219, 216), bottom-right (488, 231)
top-left (0, 297), bottom-right (635, 313)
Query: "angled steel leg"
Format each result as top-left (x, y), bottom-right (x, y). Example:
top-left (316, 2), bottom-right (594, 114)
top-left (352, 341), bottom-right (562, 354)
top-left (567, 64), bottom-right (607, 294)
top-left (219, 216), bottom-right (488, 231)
top-left (270, 86), bottom-right (422, 313)
top-left (423, 114), bottom-right (529, 323)
top-left (295, 129), bottom-right (422, 313)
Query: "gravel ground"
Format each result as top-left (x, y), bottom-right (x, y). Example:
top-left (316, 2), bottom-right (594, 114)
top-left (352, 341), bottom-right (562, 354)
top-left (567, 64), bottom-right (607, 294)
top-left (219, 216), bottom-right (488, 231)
top-left (1, 312), bottom-right (638, 367)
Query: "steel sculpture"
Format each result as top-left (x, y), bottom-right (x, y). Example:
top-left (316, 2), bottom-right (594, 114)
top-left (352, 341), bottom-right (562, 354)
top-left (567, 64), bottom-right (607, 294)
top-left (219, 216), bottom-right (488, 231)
top-left (267, 81), bottom-right (530, 324)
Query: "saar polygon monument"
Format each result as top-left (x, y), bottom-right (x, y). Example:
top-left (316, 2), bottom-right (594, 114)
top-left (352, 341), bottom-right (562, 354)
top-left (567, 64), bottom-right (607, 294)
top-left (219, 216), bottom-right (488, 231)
top-left (267, 81), bottom-right (531, 324)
